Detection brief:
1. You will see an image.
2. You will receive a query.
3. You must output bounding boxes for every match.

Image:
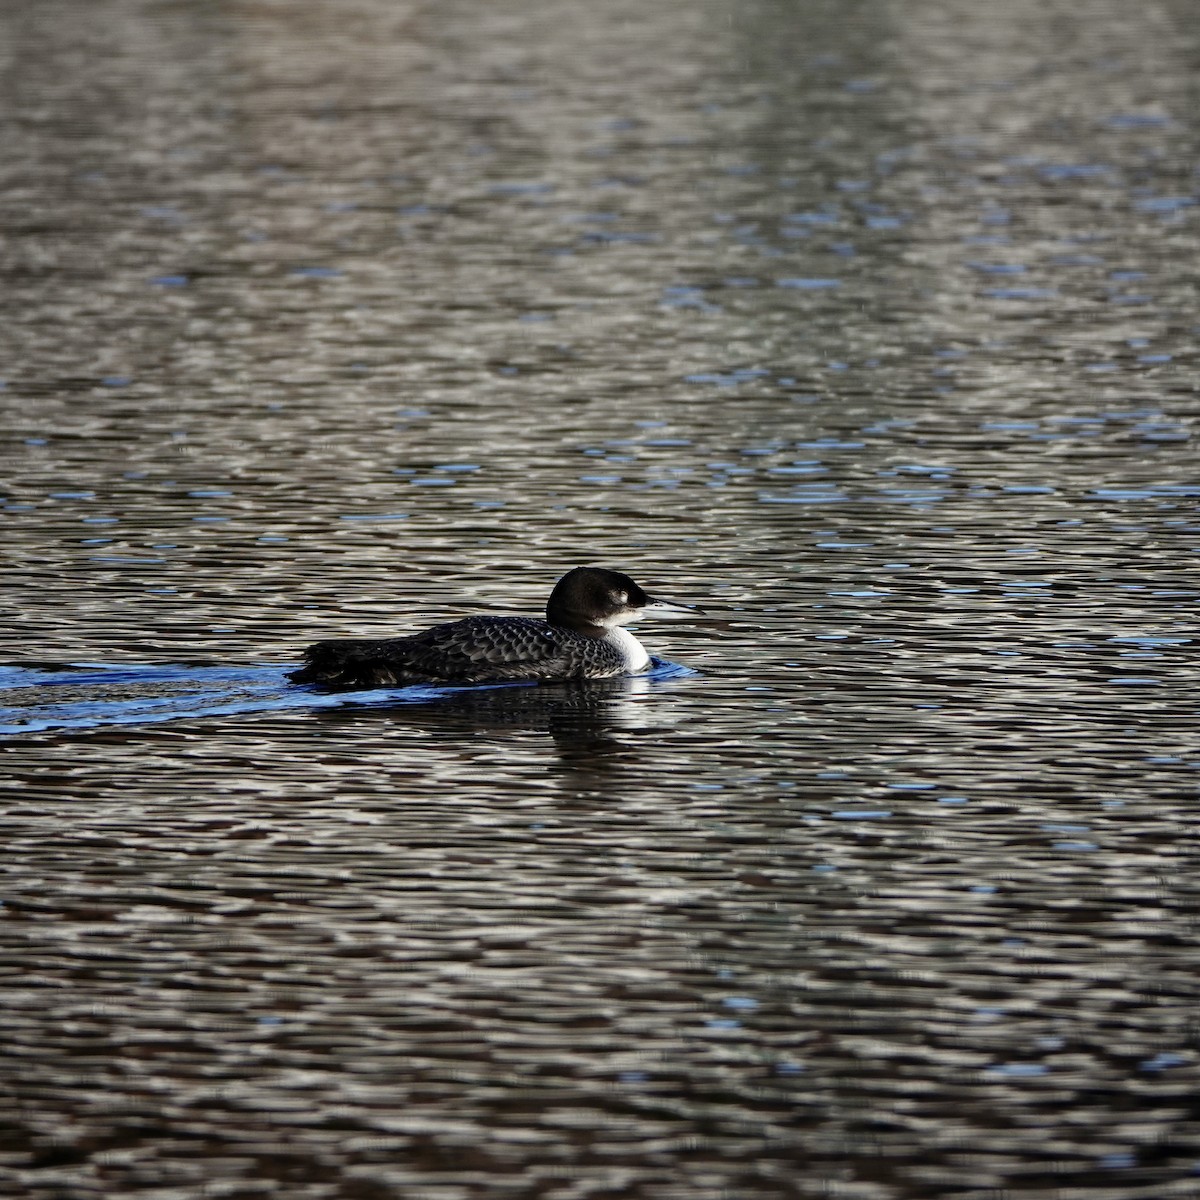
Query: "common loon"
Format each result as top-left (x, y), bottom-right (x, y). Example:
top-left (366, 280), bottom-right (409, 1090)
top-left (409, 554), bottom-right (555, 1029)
top-left (289, 566), bottom-right (702, 689)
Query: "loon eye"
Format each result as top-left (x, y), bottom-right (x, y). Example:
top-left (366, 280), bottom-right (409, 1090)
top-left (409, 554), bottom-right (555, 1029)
top-left (613, 590), bottom-right (628, 605)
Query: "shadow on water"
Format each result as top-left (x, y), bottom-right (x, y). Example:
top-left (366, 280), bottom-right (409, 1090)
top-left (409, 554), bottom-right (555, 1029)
top-left (0, 658), bottom-right (696, 737)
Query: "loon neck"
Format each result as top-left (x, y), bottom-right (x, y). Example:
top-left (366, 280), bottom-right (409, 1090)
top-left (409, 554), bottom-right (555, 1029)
top-left (602, 625), bottom-right (650, 672)
top-left (545, 606), bottom-right (648, 670)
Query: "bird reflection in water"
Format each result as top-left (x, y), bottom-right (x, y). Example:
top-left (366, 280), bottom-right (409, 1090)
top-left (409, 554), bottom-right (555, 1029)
top-left (306, 671), bottom-right (690, 782)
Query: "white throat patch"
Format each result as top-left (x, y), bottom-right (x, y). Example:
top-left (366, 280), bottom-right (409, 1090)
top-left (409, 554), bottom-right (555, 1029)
top-left (602, 625), bottom-right (650, 672)
top-left (597, 607), bottom-right (644, 629)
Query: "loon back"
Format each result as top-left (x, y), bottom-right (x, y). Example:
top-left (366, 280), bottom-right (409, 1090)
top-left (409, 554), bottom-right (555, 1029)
top-left (289, 615), bottom-right (632, 689)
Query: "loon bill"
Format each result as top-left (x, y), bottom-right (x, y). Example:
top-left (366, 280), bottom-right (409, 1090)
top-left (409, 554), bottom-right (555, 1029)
top-left (289, 566), bottom-right (703, 689)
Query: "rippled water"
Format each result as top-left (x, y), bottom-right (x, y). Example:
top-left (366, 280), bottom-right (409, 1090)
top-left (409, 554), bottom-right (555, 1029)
top-left (3, 1), bottom-right (1200, 1196)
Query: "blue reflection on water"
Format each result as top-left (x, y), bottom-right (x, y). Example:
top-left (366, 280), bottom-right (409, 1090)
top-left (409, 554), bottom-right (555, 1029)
top-left (0, 659), bottom-right (693, 735)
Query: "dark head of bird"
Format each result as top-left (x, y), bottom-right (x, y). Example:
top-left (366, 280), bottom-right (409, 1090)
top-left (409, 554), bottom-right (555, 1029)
top-left (545, 566), bottom-right (700, 635)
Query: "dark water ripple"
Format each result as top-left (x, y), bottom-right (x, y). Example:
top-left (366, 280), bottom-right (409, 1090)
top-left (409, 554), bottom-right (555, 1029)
top-left (3, 0), bottom-right (1200, 1197)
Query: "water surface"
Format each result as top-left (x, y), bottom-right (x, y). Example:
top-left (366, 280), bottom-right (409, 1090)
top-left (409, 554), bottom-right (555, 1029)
top-left (2, 1), bottom-right (1200, 1196)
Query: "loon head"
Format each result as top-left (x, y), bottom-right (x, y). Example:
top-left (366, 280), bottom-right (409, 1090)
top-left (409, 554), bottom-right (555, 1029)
top-left (546, 566), bottom-right (702, 634)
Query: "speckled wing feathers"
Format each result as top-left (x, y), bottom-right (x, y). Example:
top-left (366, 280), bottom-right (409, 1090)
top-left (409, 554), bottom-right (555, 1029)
top-left (290, 615), bottom-right (627, 688)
